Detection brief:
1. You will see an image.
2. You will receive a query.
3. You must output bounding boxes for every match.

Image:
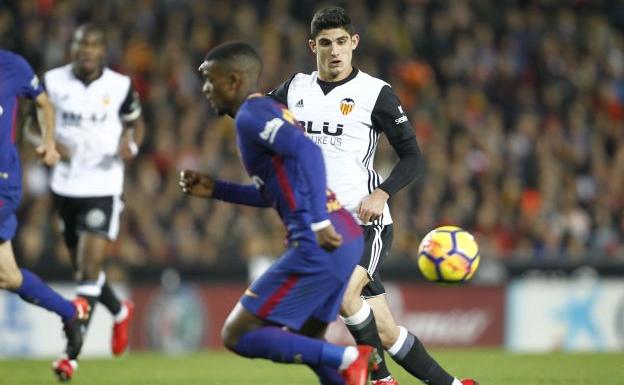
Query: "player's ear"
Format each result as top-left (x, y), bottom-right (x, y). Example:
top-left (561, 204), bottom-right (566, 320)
top-left (229, 71), bottom-right (244, 93)
top-left (308, 39), bottom-right (316, 54)
top-left (351, 34), bottom-right (360, 50)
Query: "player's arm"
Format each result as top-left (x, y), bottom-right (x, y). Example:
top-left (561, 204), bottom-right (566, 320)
top-left (358, 85), bottom-right (421, 223)
top-left (179, 170), bottom-right (270, 207)
top-left (118, 84), bottom-right (145, 161)
top-left (32, 92), bottom-right (60, 166)
top-left (240, 107), bottom-right (342, 250)
top-left (15, 54), bottom-right (61, 166)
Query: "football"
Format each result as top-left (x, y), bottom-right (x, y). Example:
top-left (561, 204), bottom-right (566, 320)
top-left (417, 226), bottom-right (480, 283)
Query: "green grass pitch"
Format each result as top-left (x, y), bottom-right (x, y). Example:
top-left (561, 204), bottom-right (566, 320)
top-left (2, 349), bottom-right (623, 385)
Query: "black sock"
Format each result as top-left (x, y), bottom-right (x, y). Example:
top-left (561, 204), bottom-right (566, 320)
top-left (344, 307), bottom-right (391, 381)
top-left (99, 281), bottom-right (122, 316)
top-left (391, 331), bottom-right (454, 385)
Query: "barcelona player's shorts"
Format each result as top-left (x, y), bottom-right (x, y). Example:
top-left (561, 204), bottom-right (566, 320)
top-left (241, 236), bottom-right (363, 330)
top-left (0, 174), bottom-right (20, 242)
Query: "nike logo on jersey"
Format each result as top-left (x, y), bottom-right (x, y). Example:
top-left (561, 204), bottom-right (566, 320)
top-left (244, 288), bottom-right (259, 298)
top-left (295, 99), bottom-right (304, 107)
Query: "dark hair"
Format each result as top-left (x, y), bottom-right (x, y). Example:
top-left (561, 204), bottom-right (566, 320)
top-left (310, 6), bottom-right (354, 39)
top-left (204, 41), bottom-right (261, 68)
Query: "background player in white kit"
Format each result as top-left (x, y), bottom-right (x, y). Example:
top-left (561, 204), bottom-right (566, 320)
top-left (270, 6), bottom-right (477, 385)
top-left (44, 24), bottom-right (144, 358)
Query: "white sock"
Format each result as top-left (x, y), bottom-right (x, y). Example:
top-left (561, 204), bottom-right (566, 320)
top-left (114, 303), bottom-right (128, 322)
top-left (338, 346), bottom-right (359, 370)
top-left (340, 301), bottom-right (371, 326)
top-left (452, 379), bottom-right (463, 385)
top-left (387, 326), bottom-right (408, 356)
top-left (77, 283), bottom-right (102, 297)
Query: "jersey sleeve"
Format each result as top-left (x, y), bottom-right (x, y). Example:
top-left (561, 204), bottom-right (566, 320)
top-left (212, 181), bottom-right (270, 207)
top-left (14, 54), bottom-right (43, 100)
top-left (237, 101), bottom-right (329, 224)
top-left (119, 81), bottom-right (142, 122)
top-left (371, 85), bottom-right (421, 196)
top-left (267, 74), bottom-right (296, 105)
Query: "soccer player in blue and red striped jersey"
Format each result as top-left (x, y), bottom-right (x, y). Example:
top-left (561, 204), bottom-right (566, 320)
top-left (179, 41), bottom-right (374, 385)
top-left (0, 49), bottom-right (89, 381)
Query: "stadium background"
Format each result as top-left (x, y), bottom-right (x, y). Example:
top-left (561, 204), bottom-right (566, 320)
top-left (1, 0), bottom-right (624, 359)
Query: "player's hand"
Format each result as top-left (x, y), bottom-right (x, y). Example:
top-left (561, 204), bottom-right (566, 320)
top-left (36, 142), bottom-right (61, 166)
top-left (314, 223), bottom-right (343, 251)
top-left (357, 188), bottom-right (389, 223)
top-left (118, 137), bottom-right (139, 161)
top-left (179, 170), bottom-right (215, 198)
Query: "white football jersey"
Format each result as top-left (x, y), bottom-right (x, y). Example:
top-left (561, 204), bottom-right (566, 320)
top-left (44, 64), bottom-right (141, 197)
top-left (272, 69), bottom-right (407, 225)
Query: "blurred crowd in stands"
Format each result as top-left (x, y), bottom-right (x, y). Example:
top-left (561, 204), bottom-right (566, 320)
top-left (2, 0), bottom-right (623, 277)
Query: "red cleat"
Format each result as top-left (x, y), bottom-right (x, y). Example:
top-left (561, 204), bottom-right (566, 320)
top-left (52, 357), bottom-right (77, 382)
top-left (372, 377), bottom-right (400, 385)
top-left (111, 300), bottom-right (134, 356)
top-left (340, 345), bottom-right (378, 385)
top-left (461, 379), bottom-right (479, 385)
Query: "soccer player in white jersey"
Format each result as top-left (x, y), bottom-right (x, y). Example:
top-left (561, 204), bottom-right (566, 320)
top-left (270, 7), bottom-right (477, 385)
top-left (44, 24), bottom-right (143, 360)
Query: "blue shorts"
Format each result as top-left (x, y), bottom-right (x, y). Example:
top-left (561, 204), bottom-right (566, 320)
top-left (241, 236), bottom-right (363, 331)
top-left (0, 176), bottom-right (20, 242)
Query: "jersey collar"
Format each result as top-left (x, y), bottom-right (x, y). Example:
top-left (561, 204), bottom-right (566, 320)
top-left (71, 64), bottom-right (105, 86)
top-left (316, 67), bottom-right (359, 95)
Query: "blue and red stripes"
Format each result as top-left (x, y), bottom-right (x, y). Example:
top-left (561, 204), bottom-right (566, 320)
top-left (330, 208), bottom-right (363, 243)
top-left (257, 274), bottom-right (300, 319)
top-left (272, 155), bottom-right (297, 210)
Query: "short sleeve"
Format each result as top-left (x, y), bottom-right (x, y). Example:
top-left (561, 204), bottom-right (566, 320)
top-left (119, 81), bottom-right (142, 122)
top-left (14, 54), bottom-right (43, 100)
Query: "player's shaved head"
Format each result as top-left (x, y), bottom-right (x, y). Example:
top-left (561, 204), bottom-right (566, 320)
top-left (200, 41), bottom-right (262, 84)
top-left (310, 6), bottom-right (354, 39)
top-left (198, 42), bottom-right (263, 117)
top-left (73, 23), bottom-right (105, 43)
top-left (71, 23), bottom-right (106, 81)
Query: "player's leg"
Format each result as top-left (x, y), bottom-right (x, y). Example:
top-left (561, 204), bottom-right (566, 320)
top-left (59, 195), bottom-right (133, 355)
top-left (0, 239), bottom-right (77, 322)
top-left (75, 231), bottom-right (133, 355)
top-left (298, 318), bottom-right (346, 385)
top-left (74, 232), bottom-right (109, 320)
top-left (367, 295), bottom-right (465, 385)
top-left (340, 225), bottom-right (393, 383)
top-left (0, 240), bottom-right (88, 380)
top-left (222, 302), bottom-right (363, 371)
top-left (223, 240), bottom-right (373, 385)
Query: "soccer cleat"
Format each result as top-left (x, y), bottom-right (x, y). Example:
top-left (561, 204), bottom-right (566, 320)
top-left (64, 298), bottom-right (90, 359)
top-left (52, 357), bottom-right (77, 382)
top-left (112, 300), bottom-right (134, 356)
top-left (461, 379), bottom-right (479, 385)
top-left (340, 345), bottom-right (378, 385)
top-left (371, 377), bottom-right (400, 385)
